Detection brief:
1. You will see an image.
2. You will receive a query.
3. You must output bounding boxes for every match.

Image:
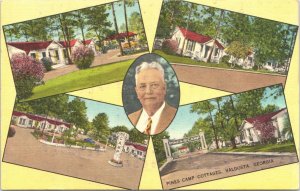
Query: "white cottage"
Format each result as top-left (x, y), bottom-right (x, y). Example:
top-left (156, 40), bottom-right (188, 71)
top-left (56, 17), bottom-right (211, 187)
top-left (83, 39), bottom-right (98, 55)
top-left (238, 108), bottom-right (288, 144)
top-left (7, 41), bottom-right (68, 66)
top-left (171, 27), bottom-right (225, 63)
top-left (123, 142), bottom-right (147, 160)
top-left (12, 111), bottom-right (71, 133)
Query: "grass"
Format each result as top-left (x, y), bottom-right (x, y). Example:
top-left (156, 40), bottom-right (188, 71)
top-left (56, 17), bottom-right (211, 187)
top-left (153, 50), bottom-right (283, 75)
top-left (24, 59), bottom-right (133, 101)
top-left (214, 142), bottom-right (296, 153)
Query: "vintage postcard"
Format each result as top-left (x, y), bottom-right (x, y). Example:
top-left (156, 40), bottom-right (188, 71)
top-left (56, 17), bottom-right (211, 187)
top-left (3, 94), bottom-right (149, 189)
top-left (3, 0), bottom-right (149, 101)
top-left (153, 84), bottom-right (298, 189)
top-left (153, 0), bottom-right (298, 93)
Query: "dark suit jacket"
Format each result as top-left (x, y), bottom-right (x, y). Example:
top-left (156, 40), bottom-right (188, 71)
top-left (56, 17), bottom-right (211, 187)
top-left (128, 103), bottom-right (177, 135)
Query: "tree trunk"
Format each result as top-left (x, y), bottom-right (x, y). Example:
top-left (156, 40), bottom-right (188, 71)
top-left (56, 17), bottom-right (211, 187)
top-left (111, 2), bottom-right (124, 56)
top-left (123, 0), bottom-right (131, 48)
top-left (230, 137), bottom-right (237, 149)
top-left (180, 4), bottom-right (193, 56)
top-left (58, 15), bottom-right (72, 64)
top-left (207, 103), bottom-right (219, 149)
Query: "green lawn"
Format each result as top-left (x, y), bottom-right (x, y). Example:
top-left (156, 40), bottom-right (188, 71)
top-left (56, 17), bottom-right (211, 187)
top-left (25, 60), bottom-right (133, 101)
top-left (153, 50), bottom-right (283, 75)
top-left (214, 143), bottom-right (296, 153)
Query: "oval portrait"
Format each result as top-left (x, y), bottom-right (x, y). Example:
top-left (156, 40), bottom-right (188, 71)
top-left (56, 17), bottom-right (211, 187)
top-left (122, 53), bottom-right (180, 135)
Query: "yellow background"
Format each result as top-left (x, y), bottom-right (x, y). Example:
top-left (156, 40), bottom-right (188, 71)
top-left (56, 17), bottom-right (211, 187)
top-left (1, 0), bottom-right (299, 189)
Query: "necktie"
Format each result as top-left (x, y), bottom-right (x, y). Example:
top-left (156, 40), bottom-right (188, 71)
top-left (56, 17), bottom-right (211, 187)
top-left (144, 117), bottom-right (152, 135)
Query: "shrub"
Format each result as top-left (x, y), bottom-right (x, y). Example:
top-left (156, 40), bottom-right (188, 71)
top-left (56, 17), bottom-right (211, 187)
top-left (221, 55), bottom-right (230, 64)
top-left (72, 46), bottom-right (95, 69)
top-left (162, 39), bottom-right (178, 55)
top-left (253, 65), bottom-right (259, 71)
top-left (41, 57), bottom-right (53, 71)
top-left (8, 127), bottom-right (16, 137)
top-left (11, 54), bottom-right (45, 99)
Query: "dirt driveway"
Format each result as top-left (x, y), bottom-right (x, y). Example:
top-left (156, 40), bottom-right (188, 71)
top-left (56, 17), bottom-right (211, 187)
top-left (3, 126), bottom-right (145, 189)
top-left (172, 64), bottom-right (287, 93)
top-left (43, 49), bottom-right (147, 81)
top-left (160, 152), bottom-right (298, 189)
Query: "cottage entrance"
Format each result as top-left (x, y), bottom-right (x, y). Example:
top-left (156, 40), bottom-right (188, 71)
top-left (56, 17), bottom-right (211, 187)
top-left (162, 130), bottom-right (207, 162)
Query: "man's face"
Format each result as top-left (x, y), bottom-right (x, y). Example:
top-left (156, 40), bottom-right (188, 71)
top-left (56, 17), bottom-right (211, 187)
top-left (135, 68), bottom-right (166, 111)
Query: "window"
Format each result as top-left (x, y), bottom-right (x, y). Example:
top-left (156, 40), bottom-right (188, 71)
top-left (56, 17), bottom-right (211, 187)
top-left (63, 49), bottom-right (67, 58)
top-left (28, 120), bottom-right (33, 126)
top-left (19, 118), bottom-right (26, 125)
top-left (42, 52), bottom-right (46, 58)
top-left (186, 40), bottom-right (195, 51)
top-left (55, 50), bottom-right (60, 60)
top-left (30, 53), bottom-right (36, 59)
top-left (214, 49), bottom-right (219, 56)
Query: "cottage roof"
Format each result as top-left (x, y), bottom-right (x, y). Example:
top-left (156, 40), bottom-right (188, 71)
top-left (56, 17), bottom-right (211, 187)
top-left (59, 39), bottom-right (79, 48)
top-left (105, 32), bottom-right (136, 40)
top-left (178, 27), bottom-right (224, 49)
top-left (7, 41), bottom-right (53, 54)
top-left (83, 39), bottom-right (92, 45)
top-left (245, 108), bottom-right (286, 124)
top-left (125, 142), bottom-right (147, 152)
top-left (13, 111), bottom-right (71, 128)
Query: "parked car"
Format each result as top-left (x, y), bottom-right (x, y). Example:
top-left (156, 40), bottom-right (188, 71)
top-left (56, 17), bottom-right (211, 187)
top-left (84, 138), bottom-right (95, 144)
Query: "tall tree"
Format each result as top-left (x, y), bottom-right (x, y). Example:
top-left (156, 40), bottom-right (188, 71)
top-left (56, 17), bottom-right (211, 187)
top-left (110, 2), bottom-right (124, 56)
top-left (28, 94), bottom-right (69, 134)
top-left (92, 113), bottom-right (110, 142)
top-left (191, 100), bottom-right (219, 149)
top-left (85, 5), bottom-right (112, 49)
top-left (156, 0), bottom-right (190, 38)
top-left (123, 0), bottom-right (135, 48)
top-left (65, 97), bottom-right (89, 139)
top-left (72, 9), bottom-right (89, 45)
top-left (58, 13), bottom-right (75, 64)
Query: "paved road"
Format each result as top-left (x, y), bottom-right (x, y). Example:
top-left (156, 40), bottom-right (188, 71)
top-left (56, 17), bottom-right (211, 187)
top-left (172, 64), bottom-right (286, 93)
top-left (161, 152), bottom-right (298, 189)
top-left (43, 49), bottom-right (147, 81)
top-left (3, 126), bottom-right (145, 189)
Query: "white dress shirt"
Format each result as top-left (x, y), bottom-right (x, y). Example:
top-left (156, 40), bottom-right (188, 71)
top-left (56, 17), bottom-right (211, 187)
top-left (136, 102), bottom-right (166, 135)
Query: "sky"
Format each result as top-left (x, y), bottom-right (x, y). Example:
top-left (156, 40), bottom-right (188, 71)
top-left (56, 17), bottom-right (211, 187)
top-left (68, 96), bottom-right (134, 130)
top-left (166, 85), bottom-right (287, 139)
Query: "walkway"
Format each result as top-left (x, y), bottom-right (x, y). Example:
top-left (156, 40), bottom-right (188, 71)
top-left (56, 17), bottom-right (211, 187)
top-left (43, 49), bottom-right (147, 81)
top-left (172, 64), bottom-right (286, 93)
top-left (161, 152), bottom-right (297, 189)
top-left (3, 126), bottom-right (144, 189)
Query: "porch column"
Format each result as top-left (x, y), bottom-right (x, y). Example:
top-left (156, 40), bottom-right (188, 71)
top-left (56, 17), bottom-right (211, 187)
top-left (163, 138), bottom-right (173, 162)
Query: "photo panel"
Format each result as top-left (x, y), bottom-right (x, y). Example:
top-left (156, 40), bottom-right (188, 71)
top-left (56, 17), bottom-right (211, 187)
top-left (3, 94), bottom-right (149, 190)
top-left (122, 53), bottom-right (180, 135)
top-left (152, 84), bottom-right (298, 189)
top-left (3, 0), bottom-right (149, 101)
top-left (153, 0), bottom-right (298, 93)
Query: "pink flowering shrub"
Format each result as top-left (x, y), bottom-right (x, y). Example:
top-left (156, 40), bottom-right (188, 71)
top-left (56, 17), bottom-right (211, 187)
top-left (253, 120), bottom-right (277, 144)
top-left (11, 54), bottom-right (45, 99)
top-left (71, 46), bottom-right (95, 69)
top-left (162, 39), bottom-right (178, 55)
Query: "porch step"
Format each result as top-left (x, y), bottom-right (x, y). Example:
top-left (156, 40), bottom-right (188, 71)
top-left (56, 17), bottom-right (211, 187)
top-left (52, 63), bottom-right (67, 69)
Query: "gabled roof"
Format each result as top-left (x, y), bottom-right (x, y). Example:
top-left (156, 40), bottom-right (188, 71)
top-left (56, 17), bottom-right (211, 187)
top-left (13, 111), bottom-right (71, 128)
top-left (245, 108), bottom-right (286, 124)
top-left (83, 39), bottom-right (92, 45)
top-left (178, 27), bottom-right (224, 49)
top-left (59, 39), bottom-right (79, 48)
top-left (105, 32), bottom-right (136, 40)
top-left (7, 41), bottom-right (53, 54)
top-left (125, 142), bottom-right (147, 152)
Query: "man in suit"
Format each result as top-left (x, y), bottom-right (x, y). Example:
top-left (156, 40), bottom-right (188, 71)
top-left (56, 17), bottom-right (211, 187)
top-left (128, 61), bottom-right (177, 135)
